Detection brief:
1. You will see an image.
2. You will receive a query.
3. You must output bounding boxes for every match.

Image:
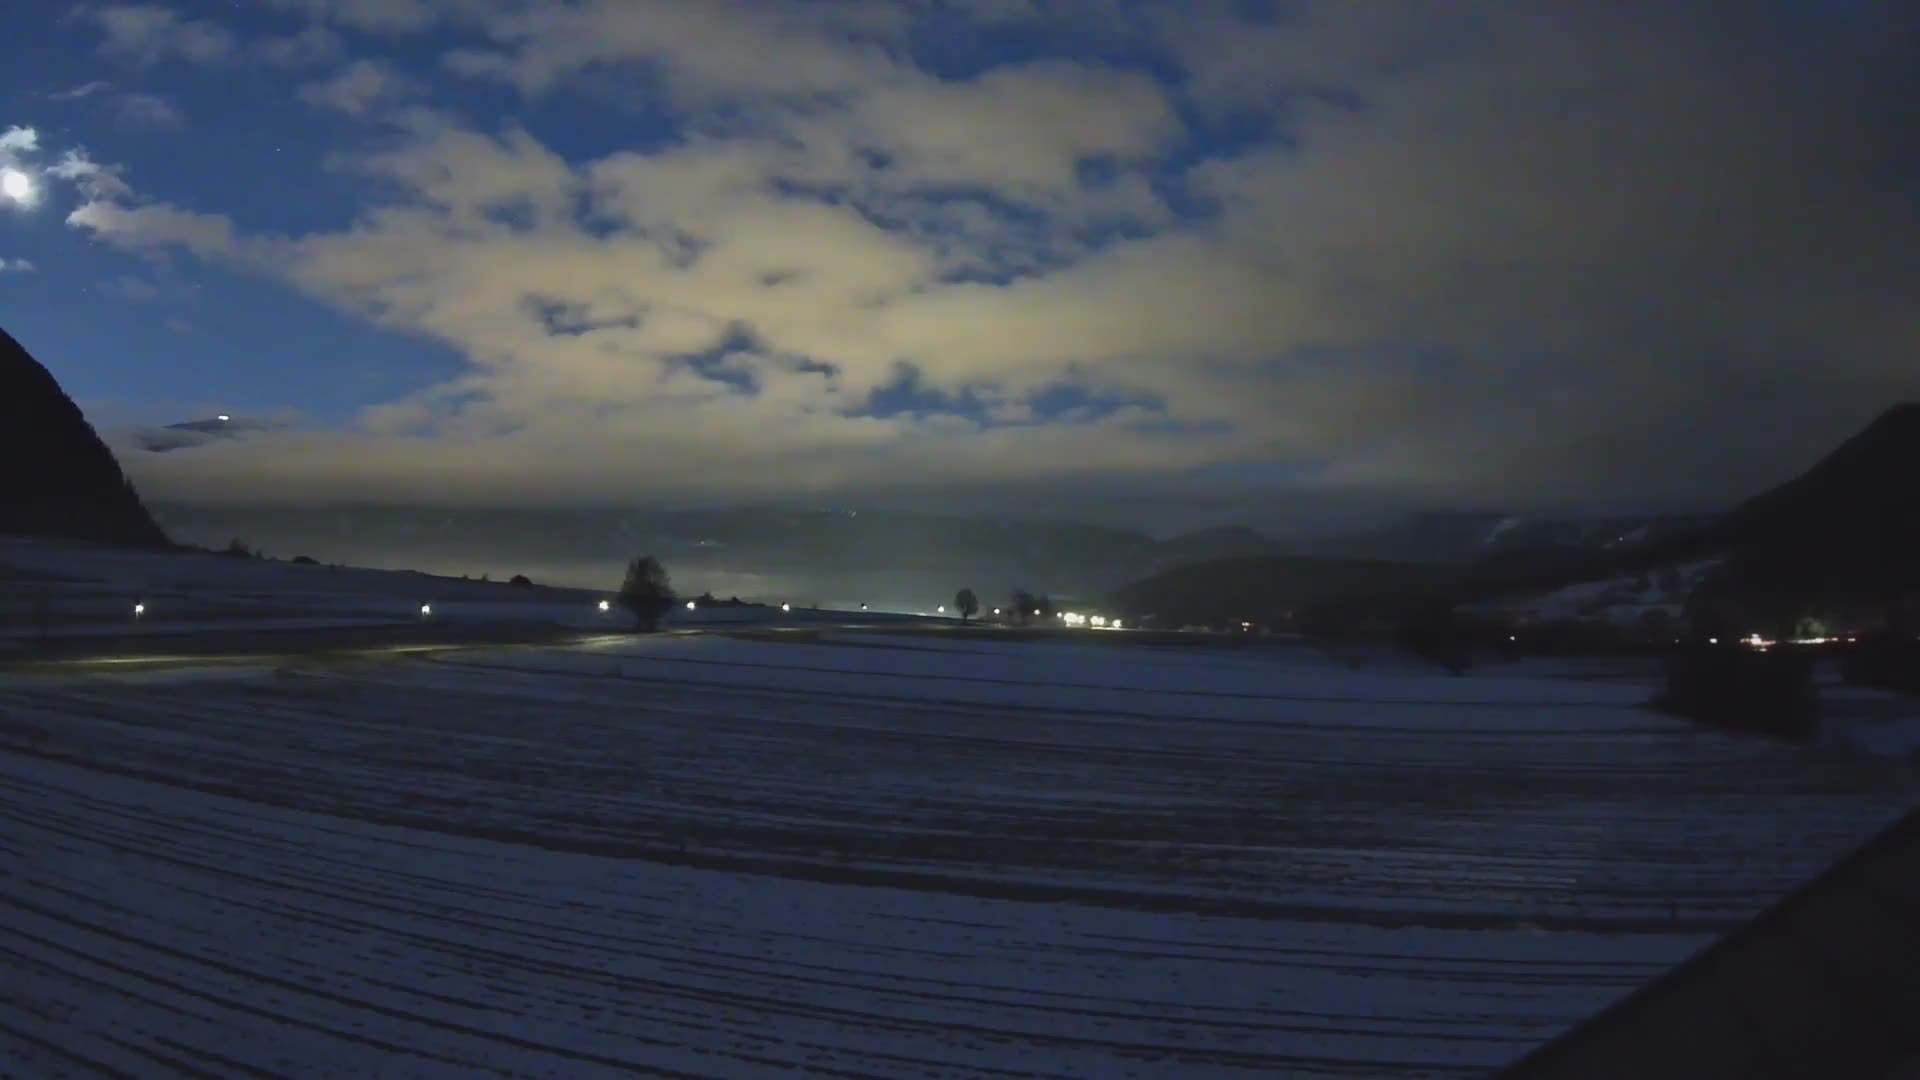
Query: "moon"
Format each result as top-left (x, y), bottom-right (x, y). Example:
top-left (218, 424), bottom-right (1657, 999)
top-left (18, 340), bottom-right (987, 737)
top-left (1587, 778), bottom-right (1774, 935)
top-left (0, 169), bottom-right (33, 203)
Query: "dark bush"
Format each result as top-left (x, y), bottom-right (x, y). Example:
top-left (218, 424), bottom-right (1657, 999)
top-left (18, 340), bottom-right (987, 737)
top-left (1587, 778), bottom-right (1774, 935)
top-left (290, 555), bottom-right (319, 566)
top-left (1840, 633), bottom-right (1920, 695)
top-left (508, 573), bottom-right (533, 588)
top-left (1658, 643), bottom-right (1818, 741)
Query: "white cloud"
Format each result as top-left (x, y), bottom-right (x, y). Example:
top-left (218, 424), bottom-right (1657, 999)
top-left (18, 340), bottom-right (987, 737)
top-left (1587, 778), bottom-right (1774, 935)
top-left (86, 4), bottom-right (236, 64)
top-left (84, 2), bottom-right (1920, 511)
top-left (67, 200), bottom-right (254, 262)
top-left (0, 126), bottom-right (38, 154)
top-left (0, 258), bottom-right (35, 273)
top-left (256, 25), bottom-right (347, 68)
top-left (113, 92), bottom-right (186, 129)
top-left (50, 81), bottom-right (115, 101)
top-left (164, 317), bottom-right (192, 334)
top-left (102, 274), bottom-right (162, 300)
top-left (47, 149), bottom-right (134, 202)
top-left (298, 60), bottom-right (415, 117)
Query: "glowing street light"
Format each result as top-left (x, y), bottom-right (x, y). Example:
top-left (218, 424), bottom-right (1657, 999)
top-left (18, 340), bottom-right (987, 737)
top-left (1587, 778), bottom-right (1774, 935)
top-left (216, 414), bottom-right (231, 422)
top-left (937, 605), bottom-right (946, 613)
top-left (686, 600), bottom-right (697, 610)
top-left (992, 607), bottom-right (1001, 616)
top-left (782, 602), bottom-right (792, 613)
top-left (598, 599), bottom-right (611, 612)
top-left (419, 603), bottom-right (432, 616)
top-left (132, 602), bottom-right (145, 617)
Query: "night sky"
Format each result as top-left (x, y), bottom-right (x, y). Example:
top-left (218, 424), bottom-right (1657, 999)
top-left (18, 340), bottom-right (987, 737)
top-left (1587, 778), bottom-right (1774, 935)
top-left (1, 1), bottom-right (1916, 523)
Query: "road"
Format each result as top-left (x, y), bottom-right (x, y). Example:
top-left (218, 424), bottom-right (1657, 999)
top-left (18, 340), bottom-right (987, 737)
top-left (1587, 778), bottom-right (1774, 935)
top-left (0, 619), bottom-right (616, 673)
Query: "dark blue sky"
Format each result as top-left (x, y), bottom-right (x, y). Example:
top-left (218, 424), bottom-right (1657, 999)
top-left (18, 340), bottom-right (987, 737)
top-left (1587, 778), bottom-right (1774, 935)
top-left (1, 1), bottom-right (1914, 521)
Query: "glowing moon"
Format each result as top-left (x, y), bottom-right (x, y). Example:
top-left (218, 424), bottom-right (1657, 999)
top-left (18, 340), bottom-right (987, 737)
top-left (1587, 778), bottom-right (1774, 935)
top-left (0, 169), bottom-right (31, 203)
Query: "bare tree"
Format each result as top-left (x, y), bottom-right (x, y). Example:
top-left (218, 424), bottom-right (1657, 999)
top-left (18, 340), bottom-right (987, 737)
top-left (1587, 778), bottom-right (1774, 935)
top-left (955, 588), bottom-right (979, 624)
top-left (617, 555), bottom-right (675, 632)
top-left (1010, 589), bottom-right (1036, 626)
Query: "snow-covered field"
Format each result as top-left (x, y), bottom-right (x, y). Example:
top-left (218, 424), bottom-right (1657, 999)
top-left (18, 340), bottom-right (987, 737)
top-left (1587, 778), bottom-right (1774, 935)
top-left (3, 621), bottom-right (1914, 1077)
top-left (0, 538), bottom-right (905, 652)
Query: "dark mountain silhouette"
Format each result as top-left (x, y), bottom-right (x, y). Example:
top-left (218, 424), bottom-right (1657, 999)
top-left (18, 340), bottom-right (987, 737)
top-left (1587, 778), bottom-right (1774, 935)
top-left (1, 326), bottom-right (170, 548)
top-left (1705, 403), bottom-right (1920, 571)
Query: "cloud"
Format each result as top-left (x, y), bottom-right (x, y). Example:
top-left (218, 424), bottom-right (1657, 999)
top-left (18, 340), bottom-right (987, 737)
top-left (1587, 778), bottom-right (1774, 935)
top-left (164, 317), bottom-right (192, 334)
top-left (0, 126), bottom-right (38, 154)
top-left (50, 81), bottom-right (115, 101)
top-left (112, 92), bottom-right (186, 129)
top-left (92, 1), bottom-right (1920, 515)
top-left (46, 148), bottom-right (134, 202)
top-left (0, 258), bottom-right (34, 273)
top-left (85, 4), bottom-right (236, 64)
top-left (101, 274), bottom-right (162, 300)
top-left (298, 60), bottom-right (416, 117)
top-left (256, 25), bottom-right (347, 68)
top-left (67, 200), bottom-right (253, 262)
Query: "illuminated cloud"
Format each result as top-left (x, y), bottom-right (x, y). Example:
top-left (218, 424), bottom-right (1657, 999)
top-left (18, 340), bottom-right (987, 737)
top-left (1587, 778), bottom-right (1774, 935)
top-left (55, 0), bottom-right (1920, 515)
top-left (297, 60), bottom-right (415, 117)
top-left (85, 3), bottom-right (236, 64)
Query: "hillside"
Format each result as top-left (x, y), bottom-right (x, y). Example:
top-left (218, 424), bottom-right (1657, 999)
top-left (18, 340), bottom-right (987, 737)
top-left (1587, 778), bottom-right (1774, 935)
top-left (1106, 555), bottom-right (1467, 629)
top-left (0, 326), bottom-right (169, 548)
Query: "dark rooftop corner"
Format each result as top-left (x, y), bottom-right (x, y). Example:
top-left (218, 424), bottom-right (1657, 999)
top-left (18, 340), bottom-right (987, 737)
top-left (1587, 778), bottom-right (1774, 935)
top-left (1500, 808), bottom-right (1920, 1079)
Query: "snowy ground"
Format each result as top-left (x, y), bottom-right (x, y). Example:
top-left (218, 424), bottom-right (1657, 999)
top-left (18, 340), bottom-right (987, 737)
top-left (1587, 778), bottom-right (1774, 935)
top-left (0, 538), bottom-right (918, 653)
top-left (3, 622), bottom-right (1915, 1077)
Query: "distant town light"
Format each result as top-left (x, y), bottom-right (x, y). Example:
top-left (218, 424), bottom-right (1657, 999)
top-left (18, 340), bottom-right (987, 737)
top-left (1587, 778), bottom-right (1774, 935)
top-left (861, 603), bottom-right (869, 611)
top-left (937, 605), bottom-right (945, 613)
top-left (1110, 619), bottom-right (1123, 630)
top-left (419, 604), bottom-right (432, 616)
top-left (686, 600), bottom-right (697, 610)
top-left (992, 607), bottom-right (1001, 616)
top-left (133, 603), bottom-right (145, 616)
top-left (1033, 609), bottom-right (1041, 617)
top-left (598, 599), bottom-right (611, 612)
top-left (216, 414), bottom-right (231, 422)
top-left (782, 602), bottom-right (792, 613)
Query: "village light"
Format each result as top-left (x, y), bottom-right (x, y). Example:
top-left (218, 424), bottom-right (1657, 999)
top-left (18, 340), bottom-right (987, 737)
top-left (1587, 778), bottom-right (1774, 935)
top-left (782, 602), bottom-right (791, 612)
top-left (686, 600), bottom-right (697, 610)
top-left (133, 603), bottom-right (145, 617)
top-left (598, 599), bottom-right (611, 612)
top-left (420, 604), bottom-right (432, 616)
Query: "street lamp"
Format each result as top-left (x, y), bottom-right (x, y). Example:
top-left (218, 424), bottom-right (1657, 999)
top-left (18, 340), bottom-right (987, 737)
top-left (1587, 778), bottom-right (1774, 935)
top-left (686, 600), bottom-right (697, 610)
top-left (782, 602), bottom-right (792, 613)
top-left (420, 604), bottom-right (432, 617)
top-left (937, 605), bottom-right (946, 614)
top-left (133, 602), bottom-right (145, 618)
top-left (598, 599), bottom-right (611, 612)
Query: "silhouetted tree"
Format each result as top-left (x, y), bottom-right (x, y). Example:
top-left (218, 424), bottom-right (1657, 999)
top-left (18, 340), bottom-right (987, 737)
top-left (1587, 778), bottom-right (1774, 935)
top-left (291, 555), bottom-right (319, 566)
top-left (223, 537), bottom-right (252, 559)
top-left (1010, 589), bottom-right (1036, 626)
top-left (509, 573), bottom-right (533, 588)
top-left (617, 555), bottom-right (675, 632)
top-left (955, 588), bottom-right (979, 624)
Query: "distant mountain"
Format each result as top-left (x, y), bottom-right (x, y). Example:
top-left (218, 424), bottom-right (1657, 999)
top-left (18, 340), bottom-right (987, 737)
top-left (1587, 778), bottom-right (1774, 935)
top-left (1106, 556), bottom-right (1467, 630)
top-left (133, 414), bottom-right (280, 453)
top-left (1452, 403), bottom-right (1920, 625)
top-left (0, 326), bottom-right (170, 548)
top-left (144, 502), bottom-right (1171, 602)
top-left (1146, 525), bottom-right (1285, 568)
top-left (1294, 510), bottom-right (1710, 566)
